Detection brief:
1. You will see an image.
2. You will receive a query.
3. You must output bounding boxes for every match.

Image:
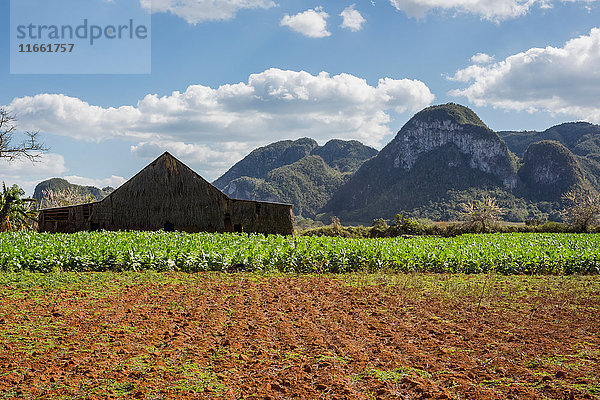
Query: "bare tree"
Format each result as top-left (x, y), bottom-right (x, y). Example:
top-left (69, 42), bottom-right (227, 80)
top-left (561, 189), bottom-right (600, 231)
top-left (460, 196), bottom-right (505, 232)
top-left (0, 107), bottom-right (47, 161)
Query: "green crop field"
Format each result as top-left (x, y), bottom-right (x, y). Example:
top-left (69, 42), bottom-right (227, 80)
top-left (1, 231), bottom-right (600, 275)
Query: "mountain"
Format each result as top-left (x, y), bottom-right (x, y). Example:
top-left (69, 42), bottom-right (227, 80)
top-left (214, 138), bottom-right (377, 218)
top-left (213, 138), bottom-right (319, 189)
top-left (310, 139), bottom-right (380, 173)
top-left (499, 122), bottom-right (600, 192)
top-left (518, 141), bottom-right (586, 201)
top-left (33, 178), bottom-right (115, 208)
top-left (323, 103), bottom-right (527, 222)
top-left (219, 104), bottom-right (589, 224)
top-left (499, 122), bottom-right (600, 157)
top-left (251, 156), bottom-right (346, 217)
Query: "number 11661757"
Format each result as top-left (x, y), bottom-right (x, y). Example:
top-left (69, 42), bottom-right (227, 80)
top-left (18, 43), bottom-right (74, 53)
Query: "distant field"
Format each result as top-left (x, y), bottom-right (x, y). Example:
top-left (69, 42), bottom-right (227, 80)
top-left (0, 272), bottom-right (598, 399)
top-left (1, 231), bottom-right (600, 274)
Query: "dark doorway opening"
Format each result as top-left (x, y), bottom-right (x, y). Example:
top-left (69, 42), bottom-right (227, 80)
top-left (224, 214), bottom-right (233, 232)
top-left (164, 221), bottom-right (175, 232)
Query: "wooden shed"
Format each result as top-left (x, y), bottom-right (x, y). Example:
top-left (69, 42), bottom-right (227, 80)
top-left (38, 152), bottom-right (294, 235)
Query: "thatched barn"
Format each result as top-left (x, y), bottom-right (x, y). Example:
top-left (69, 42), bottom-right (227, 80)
top-left (38, 152), bottom-right (294, 235)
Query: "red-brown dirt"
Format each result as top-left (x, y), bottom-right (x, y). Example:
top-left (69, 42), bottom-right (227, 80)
top-left (0, 273), bottom-right (599, 399)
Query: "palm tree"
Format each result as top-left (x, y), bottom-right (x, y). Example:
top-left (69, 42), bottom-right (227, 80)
top-left (0, 182), bottom-right (38, 231)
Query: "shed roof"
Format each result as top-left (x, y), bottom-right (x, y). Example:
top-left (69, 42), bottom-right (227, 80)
top-left (40, 152), bottom-right (293, 210)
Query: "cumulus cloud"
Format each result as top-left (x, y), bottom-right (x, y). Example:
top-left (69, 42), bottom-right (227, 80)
top-left (280, 7), bottom-right (331, 38)
top-left (389, 0), bottom-right (598, 21)
top-left (1, 153), bottom-right (67, 195)
top-left (449, 28), bottom-right (600, 123)
top-left (8, 68), bottom-right (434, 149)
top-left (340, 4), bottom-right (366, 31)
top-left (8, 94), bottom-right (142, 142)
top-left (470, 53), bottom-right (494, 64)
top-left (6, 69), bottom-right (434, 180)
top-left (139, 0), bottom-right (276, 24)
top-left (1, 153), bottom-right (67, 178)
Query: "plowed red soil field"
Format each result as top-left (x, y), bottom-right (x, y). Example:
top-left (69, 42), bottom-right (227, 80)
top-left (0, 272), bottom-right (599, 399)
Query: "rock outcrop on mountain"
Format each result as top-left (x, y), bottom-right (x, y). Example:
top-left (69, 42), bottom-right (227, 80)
top-left (387, 104), bottom-right (518, 187)
top-left (33, 178), bottom-right (115, 208)
top-left (500, 122), bottom-right (600, 192)
top-left (518, 141), bottom-right (586, 201)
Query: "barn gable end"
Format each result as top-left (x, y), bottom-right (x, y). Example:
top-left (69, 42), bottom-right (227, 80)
top-left (38, 152), bottom-right (294, 235)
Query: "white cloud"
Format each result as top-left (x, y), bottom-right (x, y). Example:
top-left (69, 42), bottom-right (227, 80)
top-left (389, 0), bottom-right (598, 21)
top-left (449, 28), bottom-right (600, 123)
top-left (1, 153), bottom-right (67, 195)
top-left (139, 0), bottom-right (276, 24)
top-left (340, 4), bottom-right (366, 31)
top-left (7, 94), bottom-right (141, 142)
top-left (6, 69), bottom-right (434, 180)
top-left (8, 68), bottom-right (434, 148)
top-left (470, 53), bottom-right (494, 64)
top-left (1, 153), bottom-right (67, 179)
top-left (63, 175), bottom-right (126, 189)
top-left (280, 7), bottom-right (331, 38)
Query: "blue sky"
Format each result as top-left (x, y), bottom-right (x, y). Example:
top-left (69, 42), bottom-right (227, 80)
top-left (2, 0), bottom-right (600, 195)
